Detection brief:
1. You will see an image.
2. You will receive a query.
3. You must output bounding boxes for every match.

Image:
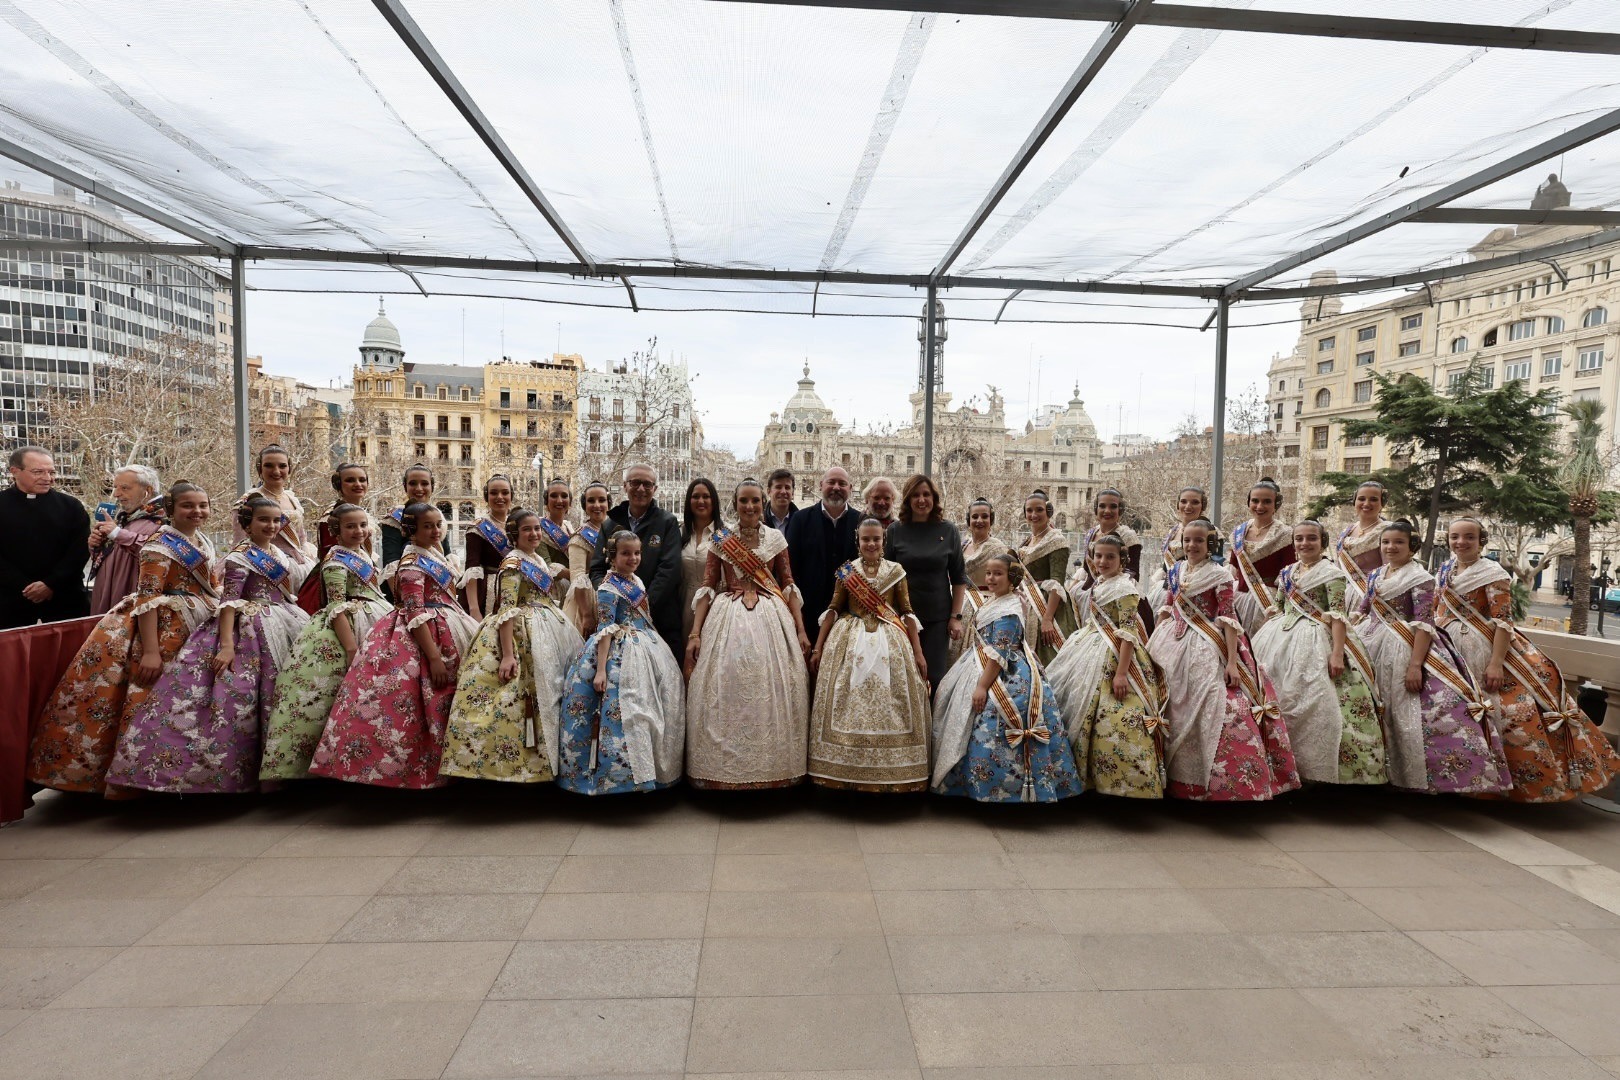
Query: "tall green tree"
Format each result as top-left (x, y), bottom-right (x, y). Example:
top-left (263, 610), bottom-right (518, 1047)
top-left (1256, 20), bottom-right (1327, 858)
top-left (1303, 364), bottom-right (1562, 561)
top-left (1560, 398), bottom-right (1607, 637)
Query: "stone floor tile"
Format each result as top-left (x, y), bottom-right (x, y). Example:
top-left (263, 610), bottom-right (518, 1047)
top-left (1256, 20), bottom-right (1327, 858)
top-left (491, 939), bottom-right (701, 998)
top-left (1340, 887), bottom-right (1556, 931)
top-left (1408, 928), bottom-right (1620, 985)
top-left (707, 890), bottom-right (883, 938)
top-left (1488, 985), bottom-right (1620, 1056)
top-left (1191, 887), bottom-right (1393, 932)
top-left (864, 853), bottom-right (1025, 891)
top-left (1297, 987), bottom-right (1569, 1058)
top-left (1153, 850), bottom-right (1328, 889)
top-left (571, 819), bottom-right (719, 855)
top-left (0, 896), bottom-right (185, 946)
top-left (1372, 818), bottom-right (1485, 852)
top-left (1497, 874), bottom-right (1620, 929)
top-left (715, 817), bottom-right (863, 855)
top-left (1376, 1055), bottom-right (1618, 1079)
top-left (902, 991), bottom-right (1139, 1068)
top-left (273, 940), bottom-right (513, 1003)
top-left (548, 854), bottom-right (715, 893)
top-left (443, 998), bottom-right (693, 1077)
top-left (208, 855), bottom-right (408, 896)
top-left (925, 1068), bottom-right (1156, 1080)
top-left (0, 820), bottom-right (133, 859)
top-left (1115, 825), bottom-right (1276, 854)
top-left (889, 933), bottom-right (1090, 993)
top-left (30, 856), bottom-right (244, 900)
top-left (855, 819), bottom-right (1004, 854)
top-left (1289, 851), bottom-right (1477, 889)
top-left (137, 892), bottom-right (367, 945)
top-left (1573, 927), bottom-right (1620, 960)
top-left (0, 858), bottom-right (79, 898)
top-left (378, 855), bottom-right (562, 894)
top-left (417, 818), bottom-right (583, 855)
top-left (698, 935), bottom-right (898, 996)
top-left (1248, 818), bottom-right (1415, 852)
top-left (991, 821), bottom-right (1142, 854)
top-left (713, 853), bottom-right (870, 892)
top-left (688, 995), bottom-right (917, 1074)
top-left (0, 1009), bottom-right (28, 1038)
top-left (333, 893), bottom-right (541, 942)
top-left (1033, 889), bottom-right (1226, 934)
top-left (261, 823), bottom-right (436, 858)
top-left (1106, 988), bottom-right (1364, 1063)
top-left (1522, 865), bottom-right (1620, 921)
top-left (48, 942), bottom-right (318, 1007)
top-left (1427, 852), bottom-right (1559, 889)
top-left (875, 889), bottom-right (1053, 936)
top-left (526, 890), bottom-right (711, 940)
top-left (100, 823), bottom-right (301, 859)
top-left (1244, 931), bottom-right (1468, 987)
top-left (0, 946), bottom-right (122, 1008)
top-left (197, 1001), bottom-right (480, 1080)
top-left (1151, 1065), bottom-right (1386, 1080)
top-left (1430, 813), bottom-right (1596, 867)
top-left (1010, 853), bottom-right (1179, 890)
top-left (0, 1005), bottom-right (257, 1080)
top-left (1068, 932), bottom-right (1284, 990)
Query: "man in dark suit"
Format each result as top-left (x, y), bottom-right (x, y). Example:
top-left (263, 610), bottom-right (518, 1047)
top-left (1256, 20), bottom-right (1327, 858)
top-left (782, 465), bottom-right (860, 632)
top-left (589, 462), bottom-right (684, 659)
top-left (764, 467), bottom-right (798, 530)
top-left (0, 446), bottom-right (90, 629)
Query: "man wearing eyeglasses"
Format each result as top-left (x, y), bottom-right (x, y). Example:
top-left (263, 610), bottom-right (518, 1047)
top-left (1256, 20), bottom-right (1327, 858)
top-left (1, 445), bottom-right (90, 630)
top-left (588, 462), bottom-right (685, 659)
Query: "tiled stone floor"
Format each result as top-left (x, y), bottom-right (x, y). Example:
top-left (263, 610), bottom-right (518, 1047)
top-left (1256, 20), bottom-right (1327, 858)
top-left (3, 783), bottom-right (1620, 1079)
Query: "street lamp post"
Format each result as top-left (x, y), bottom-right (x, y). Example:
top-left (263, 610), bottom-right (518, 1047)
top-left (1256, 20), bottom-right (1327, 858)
top-left (1600, 553), bottom-right (1612, 637)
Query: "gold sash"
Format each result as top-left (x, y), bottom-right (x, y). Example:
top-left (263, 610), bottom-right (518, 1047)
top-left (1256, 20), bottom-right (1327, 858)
top-left (1173, 582), bottom-right (1279, 722)
top-left (716, 528), bottom-right (786, 603)
top-left (1436, 578), bottom-right (1583, 733)
top-left (1281, 571), bottom-right (1381, 711)
top-left (1366, 578), bottom-right (1489, 726)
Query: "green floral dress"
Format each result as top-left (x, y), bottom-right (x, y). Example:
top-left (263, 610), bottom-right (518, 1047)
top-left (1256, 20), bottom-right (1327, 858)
top-left (260, 549), bottom-right (392, 781)
top-left (1018, 529), bottom-right (1077, 667)
top-left (441, 553), bottom-right (583, 782)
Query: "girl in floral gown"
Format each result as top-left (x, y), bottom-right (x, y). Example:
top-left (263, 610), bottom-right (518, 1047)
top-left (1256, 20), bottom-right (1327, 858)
top-left (566, 481), bottom-right (610, 637)
top-left (1229, 478), bottom-right (1292, 638)
top-left (1437, 517), bottom-right (1620, 802)
top-left (235, 444), bottom-right (314, 566)
top-left (1147, 519), bottom-right (1299, 801)
top-left (28, 483), bottom-right (218, 795)
top-left (932, 554), bottom-right (1083, 803)
top-left (1019, 490), bottom-right (1078, 666)
top-left (380, 464), bottom-right (445, 577)
top-left (685, 480), bottom-right (812, 789)
top-left (1251, 522), bottom-right (1385, 785)
top-left (1076, 489), bottom-right (1144, 588)
top-left (1048, 535), bottom-right (1167, 798)
top-left (108, 497), bottom-right (310, 793)
top-left (1354, 521), bottom-right (1510, 794)
top-left (950, 498), bottom-right (1012, 667)
top-left (462, 474), bottom-right (514, 621)
top-left (807, 518), bottom-right (932, 792)
top-left (442, 509), bottom-right (583, 783)
top-left (259, 504), bottom-right (392, 781)
top-left (556, 530), bottom-right (685, 795)
top-left (1147, 486), bottom-right (1219, 613)
top-left (1334, 479), bottom-right (1389, 612)
top-left (310, 503), bottom-right (478, 789)
top-left (299, 462), bottom-right (379, 615)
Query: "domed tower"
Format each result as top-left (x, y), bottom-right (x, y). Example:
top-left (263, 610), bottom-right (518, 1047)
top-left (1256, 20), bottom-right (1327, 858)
top-left (781, 363), bottom-right (839, 439)
top-left (360, 298), bottom-right (404, 371)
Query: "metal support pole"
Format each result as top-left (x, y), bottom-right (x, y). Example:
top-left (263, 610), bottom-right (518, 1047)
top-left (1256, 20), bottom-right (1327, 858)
top-left (1209, 297), bottom-right (1230, 527)
top-left (231, 254), bottom-right (250, 496)
top-left (923, 284), bottom-right (937, 477)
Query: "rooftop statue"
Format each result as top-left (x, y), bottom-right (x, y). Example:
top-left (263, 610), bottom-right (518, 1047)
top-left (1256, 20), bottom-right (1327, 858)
top-left (1530, 173), bottom-right (1571, 212)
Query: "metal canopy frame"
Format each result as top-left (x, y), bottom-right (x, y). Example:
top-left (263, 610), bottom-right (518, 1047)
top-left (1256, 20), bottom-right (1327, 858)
top-left (4, 0), bottom-right (1617, 520)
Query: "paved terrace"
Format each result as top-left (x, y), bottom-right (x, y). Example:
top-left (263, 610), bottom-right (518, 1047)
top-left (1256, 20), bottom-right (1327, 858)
top-left (2, 784), bottom-right (1620, 1080)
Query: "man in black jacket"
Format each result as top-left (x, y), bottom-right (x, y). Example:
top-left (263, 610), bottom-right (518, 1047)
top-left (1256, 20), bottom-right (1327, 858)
top-left (0, 446), bottom-right (90, 629)
top-left (782, 465), bottom-right (860, 632)
top-left (589, 462), bottom-right (684, 659)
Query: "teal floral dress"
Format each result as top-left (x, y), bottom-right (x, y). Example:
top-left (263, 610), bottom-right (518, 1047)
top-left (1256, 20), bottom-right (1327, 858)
top-left (931, 596), bottom-right (1083, 803)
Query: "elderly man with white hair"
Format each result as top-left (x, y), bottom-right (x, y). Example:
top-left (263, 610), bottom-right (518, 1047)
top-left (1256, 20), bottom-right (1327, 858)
top-left (782, 465), bottom-right (861, 632)
top-left (588, 462), bottom-right (685, 659)
top-left (87, 463), bottom-right (165, 615)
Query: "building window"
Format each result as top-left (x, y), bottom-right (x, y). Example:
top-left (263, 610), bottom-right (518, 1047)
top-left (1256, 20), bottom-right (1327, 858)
top-left (436, 416), bottom-right (449, 434)
top-left (841, 453), bottom-right (851, 465)
top-left (1317, 360), bottom-right (1334, 374)
top-left (612, 399), bottom-right (624, 420)
top-left (1277, 380), bottom-right (1285, 392)
top-left (1508, 319), bottom-right (1535, 341)
top-left (1353, 379), bottom-right (1373, 403)
top-left (461, 387), bottom-right (470, 401)
top-left (499, 419), bottom-right (511, 436)
top-left (1450, 337), bottom-right (1469, 353)
top-left (1356, 326), bottom-right (1376, 342)
top-left (437, 386), bottom-right (447, 400)
top-left (526, 419), bottom-right (537, 437)
top-left (1060, 461), bottom-right (1069, 475)
top-left (784, 452), bottom-right (793, 466)
top-left (589, 396), bottom-right (602, 420)
top-left (1311, 426), bottom-right (1329, 450)
top-left (414, 443), bottom-right (425, 457)
top-left (437, 444), bottom-right (449, 461)
top-left (1343, 457), bottom-right (1372, 475)
top-left (1314, 388), bottom-right (1331, 409)
top-left (460, 417), bottom-right (472, 436)
top-left (906, 456), bottom-right (915, 470)
top-left (1505, 360), bottom-right (1532, 383)
top-left (552, 392), bottom-right (565, 410)
top-left (588, 432), bottom-right (600, 452)
top-left (672, 404), bottom-right (681, 420)
top-left (1543, 353), bottom-right (1563, 378)
top-left (1345, 433), bottom-right (1372, 447)
top-left (1317, 336), bottom-right (1335, 351)
top-left (527, 391), bottom-right (538, 409)
top-left (1399, 313), bottom-right (1423, 331)
top-left (886, 454), bottom-right (896, 470)
top-left (805, 451), bottom-right (814, 468)
top-left (1545, 315), bottom-right (1565, 334)
top-left (1448, 371), bottom-right (1468, 390)
top-left (1057, 486), bottom-right (1069, 504)
top-left (1355, 351), bottom-right (1374, 366)
top-left (460, 445), bottom-right (471, 463)
top-left (413, 413), bottom-right (425, 432)
top-left (1022, 460), bottom-right (1030, 472)
top-left (499, 390), bottom-right (511, 408)
top-left (1041, 460), bottom-right (1049, 475)
top-left (1283, 444), bottom-right (1300, 458)
top-left (379, 440), bottom-right (389, 458)
top-left (1578, 346), bottom-right (1604, 374)
top-left (1583, 307), bottom-right (1608, 328)
top-left (1398, 340), bottom-right (1421, 357)
top-left (552, 443), bottom-right (563, 461)
top-left (864, 454), bottom-right (873, 469)
top-left (1483, 328), bottom-right (1498, 347)
top-left (414, 384), bottom-right (423, 398)
top-left (359, 439), bottom-right (367, 457)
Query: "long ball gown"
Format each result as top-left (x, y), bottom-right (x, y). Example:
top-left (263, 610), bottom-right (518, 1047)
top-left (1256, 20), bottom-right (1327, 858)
top-left (1146, 559), bottom-right (1299, 801)
top-left (1251, 560), bottom-right (1386, 785)
top-left (1229, 518), bottom-right (1292, 639)
top-left (808, 558), bottom-right (932, 792)
top-left (441, 551), bottom-right (583, 783)
top-left (1018, 528), bottom-right (1079, 667)
top-left (1354, 561), bottom-right (1510, 794)
top-left (259, 547), bottom-right (392, 781)
top-left (556, 573), bottom-right (686, 795)
top-left (27, 527), bottom-right (218, 794)
top-left (931, 593), bottom-right (1083, 803)
top-left (685, 526), bottom-right (810, 789)
top-left (107, 542), bottom-right (310, 793)
top-left (308, 544), bottom-right (479, 789)
top-left (1436, 557), bottom-right (1620, 802)
top-left (1047, 571), bottom-right (1167, 798)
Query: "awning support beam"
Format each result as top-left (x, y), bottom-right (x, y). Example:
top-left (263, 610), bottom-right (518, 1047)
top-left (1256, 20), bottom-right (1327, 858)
top-left (1209, 297), bottom-right (1230, 527)
top-left (1408, 208), bottom-right (1620, 226)
top-left (231, 253), bottom-right (251, 496)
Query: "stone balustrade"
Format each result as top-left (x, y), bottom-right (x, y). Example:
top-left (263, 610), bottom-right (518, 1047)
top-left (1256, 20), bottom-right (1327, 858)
top-left (1523, 627), bottom-right (1620, 738)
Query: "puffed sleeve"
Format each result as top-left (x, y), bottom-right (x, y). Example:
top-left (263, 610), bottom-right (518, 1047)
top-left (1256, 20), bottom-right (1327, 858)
top-left (396, 567), bottom-right (427, 617)
top-left (818, 578), bottom-right (849, 629)
top-left (498, 567), bottom-right (523, 611)
top-left (1410, 580), bottom-right (1438, 633)
top-left (1213, 580), bottom-right (1237, 619)
top-left (985, 614), bottom-right (1022, 667)
top-left (463, 532), bottom-right (487, 582)
top-left (702, 549), bottom-right (723, 591)
top-left (568, 539), bottom-right (592, 593)
top-left (222, 560), bottom-right (249, 603)
top-left (320, 562), bottom-right (348, 602)
top-left (135, 549), bottom-right (167, 600)
top-left (596, 586), bottom-right (616, 626)
top-left (1324, 577), bottom-right (1350, 620)
top-left (1482, 581), bottom-right (1514, 627)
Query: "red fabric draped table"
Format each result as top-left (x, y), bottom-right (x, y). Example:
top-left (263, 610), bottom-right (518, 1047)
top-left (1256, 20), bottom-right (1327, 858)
top-left (0, 616), bottom-right (97, 824)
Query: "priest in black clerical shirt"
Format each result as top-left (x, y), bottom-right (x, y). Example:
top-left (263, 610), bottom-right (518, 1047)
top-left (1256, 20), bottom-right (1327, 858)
top-left (0, 446), bottom-right (90, 630)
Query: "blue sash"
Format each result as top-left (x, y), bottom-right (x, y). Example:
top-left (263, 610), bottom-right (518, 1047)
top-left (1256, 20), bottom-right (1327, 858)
top-left (538, 517), bottom-right (570, 552)
top-left (239, 544), bottom-right (290, 586)
top-left (606, 571), bottom-right (646, 608)
top-left (387, 507), bottom-right (404, 526)
top-left (514, 557), bottom-right (555, 594)
top-left (328, 547), bottom-right (376, 585)
top-left (577, 523), bottom-right (600, 549)
top-left (1232, 521), bottom-right (1250, 551)
top-left (1165, 560), bottom-right (1183, 601)
top-left (475, 517), bottom-right (512, 557)
top-left (415, 552), bottom-right (455, 593)
top-left (156, 530), bottom-right (206, 571)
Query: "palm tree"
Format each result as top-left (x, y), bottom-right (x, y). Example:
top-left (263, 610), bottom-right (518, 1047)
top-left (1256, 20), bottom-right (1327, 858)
top-left (1560, 398), bottom-right (1606, 636)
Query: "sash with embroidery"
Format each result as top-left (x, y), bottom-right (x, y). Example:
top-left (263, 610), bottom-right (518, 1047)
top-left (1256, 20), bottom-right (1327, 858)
top-left (1363, 566), bottom-right (1489, 725)
top-left (835, 561), bottom-right (907, 634)
top-left (537, 517), bottom-right (570, 554)
top-left (152, 530), bottom-right (218, 598)
top-left (238, 543), bottom-right (294, 599)
top-left (476, 518), bottom-right (512, 558)
top-left (1231, 521), bottom-right (1279, 613)
top-left (327, 546), bottom-right (377, 587)
top-left (1161, 524), bottom-right (1180, 574)
top-left (976, 627), bottom-right (1052, 801)
top-left (606, 571), bottom-right (647, 610)
top-left (1169, 564), bottom-right (1278, 721)
top-left (1087, 587), bottom-right (1165, 724)
top-left (413, 551), bottom-right (456, 597)
top-left (1280, 565), bottom-right (1380, 708)
top-left (576, 523), bottom-right (600, 550)
top-left (1335, 524), bottom-right (1377, 592)
top-left (387, 507), bottom-right (404, 527)
top-left (1435, 560), bottom-right (1582, 735)
top-left (713, 526), bottom-right (786, 602)
top-left (510, 555), bottom-right (556, 597)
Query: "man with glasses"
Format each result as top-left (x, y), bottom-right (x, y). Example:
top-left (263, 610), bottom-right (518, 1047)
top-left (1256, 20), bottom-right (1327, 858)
top-left (589, 462), bottom-right (684, 658)
top-left (782, 465), bottom-right (861, 632)
top-left (1, 446), bottom-right (90, 629)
